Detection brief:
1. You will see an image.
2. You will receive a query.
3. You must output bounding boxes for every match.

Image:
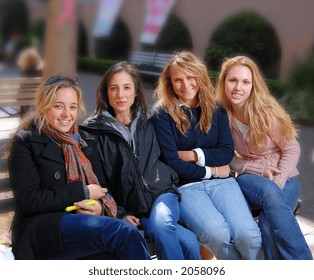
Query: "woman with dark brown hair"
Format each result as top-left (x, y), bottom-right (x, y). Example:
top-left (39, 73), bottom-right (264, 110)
top-left (81, 61), bottom-right (200, 260)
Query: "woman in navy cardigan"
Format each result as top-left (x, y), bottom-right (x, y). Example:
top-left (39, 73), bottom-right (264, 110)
top-left (150, 51), bottom-right (263, 260)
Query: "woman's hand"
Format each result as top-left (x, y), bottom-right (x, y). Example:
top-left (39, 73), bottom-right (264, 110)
top-left (123, 215), bottom-right (141, 227)
top-left (178, 150), bottom-right (197, 162)
top-left (262, 166), bottom-right (281, 180)
top-left (87, 184), bottom-right (108, 200)
top-left (75, 199), bottom-right (102, 215)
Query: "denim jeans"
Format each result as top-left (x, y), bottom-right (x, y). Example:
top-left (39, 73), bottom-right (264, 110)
top-left (178, 177), bottom-right (263, 260)
top-left (237, 174), bottom-right (313, 260)
top-left (48, 214), bottom-right (151, 260)
top-left (141, 193), bottom-right (200, 260)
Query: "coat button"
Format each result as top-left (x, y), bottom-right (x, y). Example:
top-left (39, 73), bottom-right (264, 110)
top-left (54, 171), bottom-right (62, 180)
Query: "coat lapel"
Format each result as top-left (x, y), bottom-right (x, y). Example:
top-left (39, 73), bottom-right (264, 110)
top-left (29, 128), bottom-right (64, 164)
top-left (41, 142), bottom-right (64, 164)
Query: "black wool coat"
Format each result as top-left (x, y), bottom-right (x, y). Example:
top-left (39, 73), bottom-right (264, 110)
top-left (8, 125), bottom-right (106, 259)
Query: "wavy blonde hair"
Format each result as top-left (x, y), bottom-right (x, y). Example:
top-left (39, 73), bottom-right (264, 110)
top-left (154, 51), bottom-right (215, 135)
top-left (216, 55), bottom-right (297, 148)
top-left (16, 78), bottom-right (86, 133)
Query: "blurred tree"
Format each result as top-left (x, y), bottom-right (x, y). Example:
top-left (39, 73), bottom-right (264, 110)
top-left (0, 0), bottom-right (29, 60)
top-left (0, 0), bottom-right (29, 40)
top-left (43, 0), bottom-right (77, 81)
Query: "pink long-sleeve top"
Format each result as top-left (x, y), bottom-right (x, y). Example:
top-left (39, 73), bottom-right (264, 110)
top-left (229, 116), bottom-right (300, 189)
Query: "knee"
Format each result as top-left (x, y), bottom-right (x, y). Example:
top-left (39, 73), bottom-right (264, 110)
top-left (199, 223), bottom-right (230, 247)
top-left (146, 218), bottom-right (176, 238)
top-left (234, 227), bottom-right (262, 249)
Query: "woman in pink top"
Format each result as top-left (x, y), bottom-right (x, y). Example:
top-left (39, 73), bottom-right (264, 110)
top-left (216, 55), bottom-right (312, 260)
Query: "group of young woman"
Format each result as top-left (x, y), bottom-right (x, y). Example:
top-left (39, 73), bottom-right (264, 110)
top-left (8, 50), bottom-right (312, 260)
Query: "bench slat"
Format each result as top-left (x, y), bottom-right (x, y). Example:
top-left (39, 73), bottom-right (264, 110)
top-left (0, 89), bottom-right (39, 95)
top-left (0, 158), bottom-right (8, 174)
top-left (0, 197), bottom-right (14, 213)
top-left (129, 51), bottom-right (173, 78)
top-left (0, 100), bottom-right (35, 106)
top-left (0, 77), bottom-right (42, 111)
top-left (0, 91), bottom-right (37, 98)
top-left (0, 77), bottom-right (42, 84)
top-left (0, 178), bottom-right (11, 193)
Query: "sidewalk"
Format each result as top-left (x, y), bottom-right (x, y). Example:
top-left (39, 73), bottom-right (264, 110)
top-left (295, 124), bottom-right (314, 256)
top-left (1, 66), bottom-right (313, 258)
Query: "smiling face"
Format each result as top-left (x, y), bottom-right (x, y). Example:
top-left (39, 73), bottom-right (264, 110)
top-left (170, 66), bottom-right (200, 107)
top-left (224, 64), bottom-right (253, 110)
top-left (107, 71), bottom-right (136, 118)
top-left (45, 87), bottom-right (78, 133)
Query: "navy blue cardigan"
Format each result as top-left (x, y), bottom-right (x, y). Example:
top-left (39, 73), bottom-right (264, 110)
top-left (150, 105), bottom-right (234, 185)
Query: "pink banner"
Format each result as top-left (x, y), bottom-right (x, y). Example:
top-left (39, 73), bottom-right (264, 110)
top-left (57, 0), bottom-right (76, 28)
top-left (140, 0), bottom-right (176, 44)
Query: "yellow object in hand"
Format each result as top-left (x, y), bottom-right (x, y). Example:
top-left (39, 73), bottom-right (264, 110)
top-left (65, 200), bottom-right (97, 212)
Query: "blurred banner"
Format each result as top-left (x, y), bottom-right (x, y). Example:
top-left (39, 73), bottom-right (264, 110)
top-left (58, 0), bottom-right (76, 28)
top-left (140, 0), bottom-right (176, 44)
top-left (93, 0), bottom-right (125, 37)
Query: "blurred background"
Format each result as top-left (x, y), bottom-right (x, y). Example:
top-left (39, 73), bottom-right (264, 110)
top-left (0, 0), bottom-right (314, 121)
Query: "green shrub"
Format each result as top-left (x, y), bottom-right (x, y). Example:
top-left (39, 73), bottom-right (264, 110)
top-left (205, 11), bottom-right (280, 78)
top-left (77, 57), bottom-right (115, 74)
top-left (283, 87), bottom-right (314, 122)
top-left (94, 20), bottom-right (131, 60)
top-left (282, 56), bottom-right (314, 122)
top-left (153, 15), bottom-right (192, 52)
top-left (265, 78), bottom-right (287, 99)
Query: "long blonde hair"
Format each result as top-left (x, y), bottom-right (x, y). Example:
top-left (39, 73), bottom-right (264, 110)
top-left (15, 77), bottom-right (86, 134)
top-left (154, 51), bottom-right (215, 135)
top-left (216, 55), bottom-right (297, 148)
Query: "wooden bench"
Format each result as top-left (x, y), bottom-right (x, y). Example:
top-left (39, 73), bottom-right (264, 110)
top-left (129, 50), bottom-right (173, 77)
top-left (0, 77), bottom-right (42, 117)
top-left (0, 164), bottom-right (14, 214)
top-left (0, 77), bottom-right (41, 214)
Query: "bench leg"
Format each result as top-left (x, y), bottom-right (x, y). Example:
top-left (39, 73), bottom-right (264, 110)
top-left (200, 244), bottom-right (215, 260)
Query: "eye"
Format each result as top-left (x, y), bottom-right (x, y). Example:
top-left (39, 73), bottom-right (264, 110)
top-left (53, 104), bottom-right (62, 109)
top-left (70, 105), bottom-right (78, 110)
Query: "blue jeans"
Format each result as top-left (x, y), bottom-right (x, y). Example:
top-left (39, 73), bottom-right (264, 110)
top-left (237, 174), bottom-right (312, 260)
top-left (178, 177), bottom-right (263, 260)
top-left (48, 214), bottom-right (151, 260)
top-left (140, 193), bottom-right (200, 260)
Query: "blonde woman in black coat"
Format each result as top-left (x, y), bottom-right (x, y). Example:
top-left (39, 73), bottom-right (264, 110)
top-left (8, 76), bottom-right (151, 260)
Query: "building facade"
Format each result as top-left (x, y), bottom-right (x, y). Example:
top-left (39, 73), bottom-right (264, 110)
top-left (11, 0), bottom-right (314, 77)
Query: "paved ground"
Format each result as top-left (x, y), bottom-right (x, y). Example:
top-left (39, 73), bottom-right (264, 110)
top-left (1, 63), bottom-right (313, 258)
